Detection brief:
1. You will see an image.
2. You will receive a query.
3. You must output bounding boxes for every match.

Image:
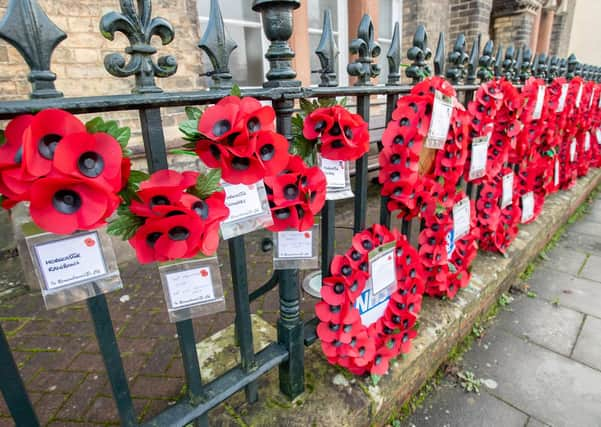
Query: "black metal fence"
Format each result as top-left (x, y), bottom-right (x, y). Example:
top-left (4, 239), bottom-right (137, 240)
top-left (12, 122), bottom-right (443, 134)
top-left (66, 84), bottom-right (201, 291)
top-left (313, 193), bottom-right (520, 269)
top-left (0, 0), bottom-right (599, 426)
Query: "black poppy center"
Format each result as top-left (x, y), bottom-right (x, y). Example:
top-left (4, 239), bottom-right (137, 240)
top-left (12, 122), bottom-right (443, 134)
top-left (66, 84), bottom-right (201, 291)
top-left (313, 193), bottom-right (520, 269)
top-left (168, 226), bottom-right (190, 241)
top-left (343, 126), bottom-right (353, 139)
top-left (78, 151), bottom-right (105, 178)
top-left (314, 120), bottom-right (327, 133)
top-left (192, 200), bottom-right (209, 219)
top-left (231, 156), bottom-right (250, 171)
top-left (259, 143), bottom-right (275, 161)
top-left (247, 117), bottom-right (261, 132)
top-left (151, 195), bottom-right (170, 208)
top-left (275, 207), bottom-right (291, 219)
top-left (283, 184), bottom-right (299, 200)
top-left (212, 120), bottom-right (231, 137)
top-left (38, 133), bottom-right (62, 160)
top-left (146, 232), bottom-right (162, 247)
top-left (14, 146), bottom-right (23, 164)
top-left (52, 189), bottom-right (82, 214)
top-left (329, 123), bottom-right (341, 136)
top-left (334, 283), bottom-right (345, 294)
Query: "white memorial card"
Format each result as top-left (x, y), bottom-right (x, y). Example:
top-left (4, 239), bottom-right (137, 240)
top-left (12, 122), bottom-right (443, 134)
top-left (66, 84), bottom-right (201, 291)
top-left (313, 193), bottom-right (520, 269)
top-left (34, 232), bottom-right (108, 290)
top-left (469, 134), bottom-right (490, 180)
top-left (554, 159), bottom-right (560, 187)
top-left (371, 249), bottom-right (396, 295)
top-left (426, 91), bottom-right (454, 149)
top-left (453, 197), bottom-right (471, 240)
top-left (277, 230), bottom-right (313, 259)
top-left (165, 267), bottom-right (216, 309)
top-left (321, 158), bottom-right (347, 189)
top-left (501, 172), bottom-right (514, 209)
top-left (521, 192), bottom-right (534, 223)
top-left (576, 83), bottom-right (583, 108)
top-left (596, 128), bottom-right (601, 145)
top-left (570, 138), bottom-right (577, 162)
top-left (557, 83), bottom-right (569, 113)
top-left (590, 88), bottom-right (596, 109)
top-left (585, 132), bottom-right (591, 152)
top-left (532, 85), bottom-right (546, 119)
top-left (222, 182), bottom-right (263, 223)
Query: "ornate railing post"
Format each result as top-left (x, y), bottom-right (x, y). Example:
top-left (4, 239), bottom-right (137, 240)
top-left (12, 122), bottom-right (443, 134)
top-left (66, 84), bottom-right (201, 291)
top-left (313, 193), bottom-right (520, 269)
top-left (494, 44), bottom-right (504, 78)
top-left (314, 9), bottom-right (339, 87)
top-left (252, 0), bottom-right (304, 400)
top-left (477, 39), bottom-right (495, 83)
top-left (567, 54), bottom-right (578, 80)
top-left (446, 34), bottom-right (468, 84)
top-left (466, 34), bottom-right (481, 84)
top-left (406, 24), bottom-right (431, 83)
top-left (433, 32), bottom-right (446, 77)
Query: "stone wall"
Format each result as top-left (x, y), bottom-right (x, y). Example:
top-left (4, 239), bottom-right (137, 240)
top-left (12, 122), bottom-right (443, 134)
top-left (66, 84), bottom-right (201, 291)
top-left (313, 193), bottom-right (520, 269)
top-left (549, 1), bottom-right (575, 57)
top-left (449, 0), bottom-right (494, 46)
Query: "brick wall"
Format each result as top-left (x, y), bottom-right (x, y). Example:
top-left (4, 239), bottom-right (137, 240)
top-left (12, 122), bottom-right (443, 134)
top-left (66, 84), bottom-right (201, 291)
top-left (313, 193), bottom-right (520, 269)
top-left (449, 0), bottom-right (493, 46)
top-left (549, 0), bottom-right (575, 57)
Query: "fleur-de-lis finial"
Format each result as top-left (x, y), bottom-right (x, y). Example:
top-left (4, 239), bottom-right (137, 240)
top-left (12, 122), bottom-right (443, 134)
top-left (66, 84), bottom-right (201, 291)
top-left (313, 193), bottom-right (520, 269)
top-left (406, 24), bottom-right (431, 83)
top-left (347, 14), bottom-right (381, 86)
top-left (100, 0), bottom-right (177, 94)
top-left (494, 44), bottom-right (504, 78)
top-left (0, 0), bottom-right (66, 98)
top-left (567, 54), bottom-right (578, 80)
top-left (386, 22), bottom-right (401, 85)
top-left (477, 39), bottom-right (495, 82)
top-left (535, 53), bottom-right (548, 79)
top-left (466, 34), bottom-right (481, 84)
top-left (559, 57), bottom-right (568, 77)
top-left (314, 9), bottom-right (339, 87)
top-left (503, 45), bottom-right (516, 81)
top-left (519, 45), bottom-right (532, 82)
top-left (548, 55), bottom-right (559, 82)
top-left (446, 33), bottom-right (468, 84)
top-left (199, 0), bottom-right (237, 89)
top-left (433, 32), bottom-right (445, 77)
top-left (512, 46), bottom-right (523, 84)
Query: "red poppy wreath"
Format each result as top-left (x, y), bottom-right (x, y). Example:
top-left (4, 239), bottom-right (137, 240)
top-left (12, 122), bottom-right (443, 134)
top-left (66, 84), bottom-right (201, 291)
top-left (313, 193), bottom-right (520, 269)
top-left (316, 224), bottom-right (424, 377)
top-left (0, 110), bottom-right (132, 234)
top-left (107, 169), bottom-right (229, 264)
top-left (179, 96), bottom-right (290, 185)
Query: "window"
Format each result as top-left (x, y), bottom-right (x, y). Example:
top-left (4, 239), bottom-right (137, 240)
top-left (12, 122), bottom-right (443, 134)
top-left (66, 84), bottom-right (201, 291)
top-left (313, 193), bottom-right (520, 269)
top-left (377, 0), bottom-right (403, 85)
top-left (307, 0), bottom-right (349, 86)
top-left (197, 0), bottom-right (269, 87)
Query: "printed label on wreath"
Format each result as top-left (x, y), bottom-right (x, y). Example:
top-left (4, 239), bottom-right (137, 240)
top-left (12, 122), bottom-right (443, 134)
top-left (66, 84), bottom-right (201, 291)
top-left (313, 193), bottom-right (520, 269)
top-left (356, 242), bottom-right (397, 327)
top-left (585, 132), bottom-right (591, 152)
top-left (576, 83), bottom-right (583, 108)
top-left (596, 128), bottom-right (601, 144)
top-left (426, 90), bottom-right (453, 149)
top-left (165, 267), bottom-right (216, 309)
top-left (469, 133), bottom-right (490, 180)
top-left (598, 93), bottom-right (601, 109)
top-left (453, 197), bottom-right (471, 240)
top-left (554, 159), bottom-right (560, 187)
top-left (532, 85), bottom-right (546, 120)
top-left (222, 182), bottom-right (263, 223)
top-left (557, 83), bottom-right (569, 113)
top-left (446, 229), bottom-right (455, 257)
top-left (320, 157), bottom-right (347, 189)
top-left (277, 230), bottom-right (313, 259)
top-left (521, 192), bottom-right (534, 222)
top-left (501, 172), bottom-right (514, 209)
top-left (33, 232), bottom-right (108, 290)
top-left (590, 88), bottom-right (596, 109)
top-left (570, 138), bottom-right (577, 162)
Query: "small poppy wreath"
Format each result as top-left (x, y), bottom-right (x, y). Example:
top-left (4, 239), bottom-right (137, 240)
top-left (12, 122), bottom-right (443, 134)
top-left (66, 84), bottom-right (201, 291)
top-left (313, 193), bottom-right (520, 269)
top-left (316, 224), bottom-right (424, 377)
top-left (0, 110), bottom-right (132, 234)
top-left (290, 98), bottom-right (370, 164)
top-left (263, 155), bottom-right (327, 232)
top-left (107, 169), bottom-right (229, 264)
top-left (179, 95), bottom-right (290, 185)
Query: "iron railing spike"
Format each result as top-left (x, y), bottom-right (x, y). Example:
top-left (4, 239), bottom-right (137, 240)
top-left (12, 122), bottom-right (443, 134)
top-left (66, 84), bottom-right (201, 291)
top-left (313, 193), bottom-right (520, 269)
top-left (315, 9), bottom-right (340, 87)
top-left (199, 0), bottom-right (238, 89)
top-left (477, 39), bottom-right (494, 82)
top-left (386, 22), bottom-right (402, 84)
top-left (433, 32), bottom-right (445, 77)
top-left (406, 24), bottom-right (432, 83)
top-left (494, 44), bottom-right (504, 78)
top-left (567, 54), bottom-right (578, 80)
top-left (348, 14), bottom-right (381, 85)
top-left (0, 0), bottom-right (66, 98)
top-left (446, 33), bottom-right (467, 84)
top-left (100, 0), bottom-right (177, 94)
top-left (466, 34), bottom-right (480, 84)
top-left (512, 46), bottom-right (522, 83)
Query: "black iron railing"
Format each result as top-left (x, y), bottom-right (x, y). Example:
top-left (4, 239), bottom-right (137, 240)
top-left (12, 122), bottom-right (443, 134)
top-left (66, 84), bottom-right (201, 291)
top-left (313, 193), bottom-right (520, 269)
top-left (0, 0), bottom-right (599, 426)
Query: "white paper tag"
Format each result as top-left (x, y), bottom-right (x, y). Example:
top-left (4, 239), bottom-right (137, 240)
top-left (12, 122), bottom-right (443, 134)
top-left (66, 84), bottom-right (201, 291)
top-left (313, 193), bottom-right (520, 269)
top-left (222, 182), bottom-right (263, 223)
top-left (165, 267), bottom-right (216, 309)
top-left (598, 93), bottom-right (601, 109)
top-left (356, 243), bottom-right (396, 326)
top-left (426, 91), bottom-right (453, 149)
top-left (501, 172), bottom-right (514, 208)
top-left (469, 134), bottom-right (490, 180)
top-left (521, 192), bottom-right (534, 222)
top-left (557, 83), bottom-right (569, 113)
top-left (576, 83), bottom-right (583, 108)
top-left (277, 230), bottom-right (313, 258)
top-left (596, 128), bottom-right (601, 144)
top-left (532, 85), bottom-right (546, 119)
top-left (453, 197), bottom-right (471, 240)
top-left (320, 157), bottom-right (346, 189)
top-left (570, 138), bottom-right (577, 162)
top-left (585, 132), bottom-right (591, 152)
top-left (34, 232), bottom-right (108, 290)
top-left (554, 159), bottom-right (560, 186)
top-left (590, 88), bottom-right (596, 109)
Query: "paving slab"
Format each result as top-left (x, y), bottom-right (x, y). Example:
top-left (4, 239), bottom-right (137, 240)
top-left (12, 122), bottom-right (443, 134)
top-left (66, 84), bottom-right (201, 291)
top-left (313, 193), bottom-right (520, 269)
top-left (568, 220), bottom-right (601, 238)
top-left (526, 417), bottom-right (550, 427)
top-left (571, 315), bottom-right (601, 371)
top-left (528, 267), bottom-right (601, 318)
top-left (494, 294), bottom-right (583, 356)
top-left (541, 245), bottom-right (588, 275)
top-left (556, 230), bottom-right (601, 256)
top-left (463, 329), bottom-right (601, 427)
top-left (579, 254), bottom-right (601, 283)
top-left (403, 379), bottom-right (528, 427)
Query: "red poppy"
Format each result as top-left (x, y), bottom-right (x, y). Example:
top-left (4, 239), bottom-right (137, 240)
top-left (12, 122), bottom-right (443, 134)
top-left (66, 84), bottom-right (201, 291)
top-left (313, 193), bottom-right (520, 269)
top-left (29, 175), bottom-right (119, 234)
top-left (0, 114), bottom-right (34, 170)
top-left (131, 170), bottom-right (198, 217)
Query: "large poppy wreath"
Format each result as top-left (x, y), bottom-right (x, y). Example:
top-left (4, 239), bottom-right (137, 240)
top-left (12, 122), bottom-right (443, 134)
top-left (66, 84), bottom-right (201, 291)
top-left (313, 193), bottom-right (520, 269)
top-left (107, 169), bottom-right (229, 264)
top-left (316, 224), bottom-right (424, 377)
top-left (0, 110), bottom-right (132, 234)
